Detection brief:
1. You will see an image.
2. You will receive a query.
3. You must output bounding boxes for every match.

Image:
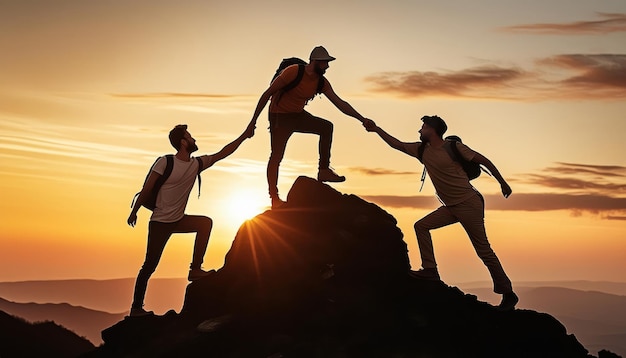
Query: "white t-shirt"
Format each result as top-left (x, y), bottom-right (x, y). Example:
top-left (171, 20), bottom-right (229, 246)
top-left (150, 155), bottom-right (210, 223)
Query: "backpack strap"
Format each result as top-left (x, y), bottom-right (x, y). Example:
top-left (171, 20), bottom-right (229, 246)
top-left (316, 76), bottom-right (325, 94)
top-left (444, 140), bottom-right (460, 162)
top-left (282, 64), bottom-right (305, 92)
top-left (274, 64), bottom-right (306, 105)
top-left (195, 157), bottom-right (203, 199)
top-left (417, 142), bottom-right (426, 163)
top-left (417, 142), bottom-right (427, 192)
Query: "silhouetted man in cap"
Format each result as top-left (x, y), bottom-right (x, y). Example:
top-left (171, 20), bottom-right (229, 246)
top-left (247, 46), bottom-right (368, 208)
top-left (364, 116), bottom-right (518, 311)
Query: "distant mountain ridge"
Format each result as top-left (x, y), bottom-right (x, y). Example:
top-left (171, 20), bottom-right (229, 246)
top-left (0, 277), bottom-right (188, 314)
top-left (458, 280), bottom-right (626, 297)
top-left (0, 309), bottom-right (94, 357)
top-left (461, 286), bottom-right (626, 357)
top-left (0, 296), bottom-right (125, 345)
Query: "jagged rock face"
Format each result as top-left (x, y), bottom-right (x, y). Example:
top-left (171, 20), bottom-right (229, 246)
top-left (97, 177), bottom-right (603, 358)
top-left (183, 176), bottom-right (410, 319)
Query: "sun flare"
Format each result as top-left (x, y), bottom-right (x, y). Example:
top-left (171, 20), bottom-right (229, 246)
top-left (226, 190), bottom-right (268, 224)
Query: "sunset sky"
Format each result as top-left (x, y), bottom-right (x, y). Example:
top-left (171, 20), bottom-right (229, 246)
top-left (1, 0), bottom-right (625, 289)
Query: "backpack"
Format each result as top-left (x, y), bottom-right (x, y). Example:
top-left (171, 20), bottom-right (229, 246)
top-left (131, 155), bottom-right (203, 211)
top-left (271, 57), bottom-right (325, 103)
top-left (417, 136), bottom-right (490, 191)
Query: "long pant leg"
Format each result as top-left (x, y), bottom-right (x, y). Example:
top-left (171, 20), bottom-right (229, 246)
top-left (132, 221), bottom-right (175, 309)
top-left (413, 206), bottom-right (459, 269)
top-left (289, 112), bottom-right (333, 169)
top-left (453, 193), bottom-right (512, 294)
top-left (267, 112), bottom-right (334, 197)
top-left (169, 215), bottom-right (213, 269)
top-left (267, 114), bottom-right (295, 198)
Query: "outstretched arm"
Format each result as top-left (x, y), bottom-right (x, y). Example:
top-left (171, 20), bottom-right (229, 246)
top-left (248, 72), bottom-right (293, 134)
top-left (364, 119), bottom-right (411, 155)
top-left (202, 127), bottom-right (253, 169)
top-left (472, 153), bottom-right (512, 198)
top-left (324, 84), bottom-right (366, 123)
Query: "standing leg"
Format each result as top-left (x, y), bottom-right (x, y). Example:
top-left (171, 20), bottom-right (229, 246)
top-left (455, 193), bottom-right (512, 294)
top-left (132, 221), bottom-right (175, 310)
top-left (413, 206), bottom-right (458, 269)
top-left (267, 114), bottom-right (294, 201)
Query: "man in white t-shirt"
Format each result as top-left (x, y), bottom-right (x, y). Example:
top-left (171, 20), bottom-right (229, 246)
top-left (127, 124), bottom-right (253, 317)
top-left (364, 116), bottom-right (518, 312)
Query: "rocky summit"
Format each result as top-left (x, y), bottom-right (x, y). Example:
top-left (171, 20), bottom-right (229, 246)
top-left (92, 176), bottom-right (605, 358)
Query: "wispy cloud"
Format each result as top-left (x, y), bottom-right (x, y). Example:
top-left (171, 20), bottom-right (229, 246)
top-left (364, 13), bottom-right (626, 101)
top-left (365, 54), bottom-right (626, 101)
top-left (537, 54), bottom-right (626, 97)
top-left (349, 167), bottom-right (417, 176)
top-left (110, 93), bottom-right (243, 100)
top-left (361, 162), bottom-right (626, 220)
top-left (110, 92), bottom-right (252, 114)
top-left (365, 66), bottom-right (532, 100)
top-left (364, 193), bottom-right (626, 213)
top-left (517, 163), bottom-right (626, 195)
top-left (499, 13), bottom-right (626, 35)
top-left (546, 162), bottom-right (626, 178)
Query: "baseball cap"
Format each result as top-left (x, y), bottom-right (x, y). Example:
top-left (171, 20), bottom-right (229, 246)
top-left (309, 46), bottom-right (336, 62)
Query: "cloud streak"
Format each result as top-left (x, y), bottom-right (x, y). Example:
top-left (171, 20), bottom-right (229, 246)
top-left (365, 54), bottom-right (626, 101)
top-left (365, 66), bottom-right (532, 100)
top-left (349, 167), bottom-right (417, 176)
top-left (499, 13), bottom-right (626, 35)
top-left (361, 162), bottom-right (626, 220)
top-left (365, 14), bottom-right (626, 101)
top-left (363, 193), bottom-right (626, 213)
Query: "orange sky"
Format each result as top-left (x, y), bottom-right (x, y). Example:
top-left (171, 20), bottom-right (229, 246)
top-left (1, 1), bottom-right (625, 286)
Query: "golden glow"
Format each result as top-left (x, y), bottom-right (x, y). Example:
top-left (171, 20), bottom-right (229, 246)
top-left (1, 1), bottom-right (625, 284)
top-left (225, 189), bottom-right (268, 224)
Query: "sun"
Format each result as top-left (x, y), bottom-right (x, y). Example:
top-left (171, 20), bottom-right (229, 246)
top-left (226, 190), bottom-right (268, 224)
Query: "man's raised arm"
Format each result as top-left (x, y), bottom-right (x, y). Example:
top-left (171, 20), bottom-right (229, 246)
top-left (365, 119), bottom-right (410, 154)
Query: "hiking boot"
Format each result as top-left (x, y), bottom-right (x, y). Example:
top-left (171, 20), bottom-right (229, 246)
top-left (129, 307), bottom-right (154, 317)
top-left (497, 291), bottom-right (519, 312)
top-left (317, 168), bottom-right (345, 182)
top-left (271, 196), bottom-right (286, 209)
top-left (188, 268), bottom-right (215, 281)
top-left (409, 268), bottom-right (441, 281)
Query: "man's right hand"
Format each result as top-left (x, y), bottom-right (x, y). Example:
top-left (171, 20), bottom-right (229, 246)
top-left (127, 213), bottom-right (137, 227)
top-left (245, 121), bottom-right (256, 138)
top-left (363, 118), bottom-right (377, 132)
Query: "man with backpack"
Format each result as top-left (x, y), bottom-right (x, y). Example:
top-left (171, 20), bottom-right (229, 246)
top-left (127, 124), bottom-right (253, 317)
top-left (364, 116), bottom-right (519, 311)
top-left (246, 46), bottom-right (368, 209)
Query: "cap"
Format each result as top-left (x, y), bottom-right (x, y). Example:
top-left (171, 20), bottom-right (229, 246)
top-left (421, 115), bottom-right (448, 137)
top-left (309, 46), bottom-right (336, 62)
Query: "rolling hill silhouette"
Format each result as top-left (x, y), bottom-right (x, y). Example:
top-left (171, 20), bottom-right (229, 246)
top-left (0, 297), bottom-right (124, 345)
top-left (0, 277), bottom-right (188, 314)
top-left (86, 177), bottom-right (618, 358)
top-left (0, 309), bottom-right (94, 357)
top-left (464, 286), bottom-right (626, 357)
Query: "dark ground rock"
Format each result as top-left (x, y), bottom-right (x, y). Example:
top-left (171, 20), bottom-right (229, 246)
top-left (90, 177), bottom-right (613, 358)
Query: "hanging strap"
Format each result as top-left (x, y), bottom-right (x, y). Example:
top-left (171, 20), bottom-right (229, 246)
top-left (195, 157), bottom-right (203, 199)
